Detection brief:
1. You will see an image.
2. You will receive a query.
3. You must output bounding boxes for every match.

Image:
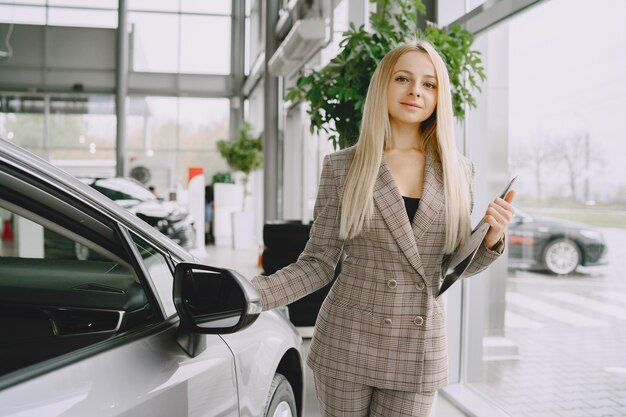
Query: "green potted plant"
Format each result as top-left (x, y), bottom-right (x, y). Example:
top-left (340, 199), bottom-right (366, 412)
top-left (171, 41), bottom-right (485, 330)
top-left (217, 121), bottom-right (263, 211)
top-left (211, 171), bottom-right (234, 185)
top-left (216, 121), bottom-right (263, 249)
top-left (285, 0), bottom-right (485, 150)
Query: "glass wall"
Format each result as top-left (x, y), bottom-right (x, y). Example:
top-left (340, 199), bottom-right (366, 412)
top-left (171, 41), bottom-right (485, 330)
top-left (0, 94), bottom-right (117, 166)
top-left (0, 0), bottom-right (234, 198)
top-left (462, 1), bottom-right (626, 415)
top-left (0, 94), bottom-right (229, 193)
top-left (0, 96), bottom-right (45, 156)
top-left (0, 1), bottom-right (232, 73)
top-left (0, 1), bottom-right (117, 27)
top-left (126, 96), bottom-right (230, 191)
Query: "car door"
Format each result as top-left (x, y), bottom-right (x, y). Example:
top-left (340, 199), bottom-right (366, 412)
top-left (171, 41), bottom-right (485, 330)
top-left (0, 160), bottom-right (238, 417)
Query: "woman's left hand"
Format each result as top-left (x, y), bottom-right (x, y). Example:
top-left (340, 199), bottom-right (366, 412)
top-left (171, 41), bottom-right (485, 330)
top-left (484, 190), bottom-right (516, 250)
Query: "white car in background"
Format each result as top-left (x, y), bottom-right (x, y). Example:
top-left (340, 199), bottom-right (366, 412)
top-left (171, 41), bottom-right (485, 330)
top-left (0, 138), bottom-right (303, 417)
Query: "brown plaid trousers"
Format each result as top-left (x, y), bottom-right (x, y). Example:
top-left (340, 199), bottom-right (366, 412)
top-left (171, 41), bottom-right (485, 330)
top-left (251, 146), bottom-right (502, 393)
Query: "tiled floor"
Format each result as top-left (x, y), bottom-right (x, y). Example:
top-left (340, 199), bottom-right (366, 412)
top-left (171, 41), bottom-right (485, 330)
top-left (474, 274), bottom-right (626, 416)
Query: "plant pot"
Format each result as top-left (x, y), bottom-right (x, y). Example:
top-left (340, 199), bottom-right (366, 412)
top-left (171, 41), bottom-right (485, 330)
top-left (232, 210), bottom-right (256, 250)
top-left (214, 183), bottom-right (243, 248)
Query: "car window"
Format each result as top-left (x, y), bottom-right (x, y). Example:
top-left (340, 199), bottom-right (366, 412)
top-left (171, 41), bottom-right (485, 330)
top-left (129, 232), bottom-right (176, 317)
top-left (0, 205), bottom-right (154, 376)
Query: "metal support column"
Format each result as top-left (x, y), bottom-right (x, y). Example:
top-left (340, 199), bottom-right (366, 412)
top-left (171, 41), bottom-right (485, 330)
top-left (230, 0), bottom-right (245, 140)
top-left (263, 0), bottom-right (280, 221)
top-left (115, 0), bottom-right (129, 176)
top-left (417, 0), bottom-right (437, 28)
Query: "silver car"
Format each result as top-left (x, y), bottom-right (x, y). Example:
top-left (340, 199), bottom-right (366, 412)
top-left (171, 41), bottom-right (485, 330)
top-left (0, 138), bottom-right (303, 417)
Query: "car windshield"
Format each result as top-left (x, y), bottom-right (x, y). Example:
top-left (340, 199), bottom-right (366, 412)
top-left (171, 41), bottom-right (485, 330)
top-left (92, 178), bottom-right (156, 202)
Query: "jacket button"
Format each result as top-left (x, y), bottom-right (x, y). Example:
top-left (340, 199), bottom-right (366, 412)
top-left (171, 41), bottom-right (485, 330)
top-left (415, 282), bottom-right (425, 290)
top-left (383, 318), bottom-right (393, 325)
top-left (413, 316), bottom-right (424, 326)
top-left (387, 279), bottom-right (398, 289)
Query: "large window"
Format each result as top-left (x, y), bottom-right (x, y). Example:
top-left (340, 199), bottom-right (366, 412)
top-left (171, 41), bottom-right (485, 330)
top-left (0, 94), bottom-right (229, 197)
top-left (126, 96), bottom-right (230, 188)
top-left (129, 11), bottom-right (179, 73)
top-left (0, 96), bottom-right (45, 152)
top-left (128, 4), bottom-right (231, 74)
top-left (0, 1), bottom-right (117, 27)
top-left (457, 1), bottom-right (626, 416)
top-left (0, 94), bottom-right (117, 168)
top-left (0, 0), bottom-right (232, 74)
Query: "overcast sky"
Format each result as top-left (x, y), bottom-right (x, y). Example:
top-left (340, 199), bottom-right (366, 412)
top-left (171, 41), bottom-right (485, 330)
top-left (507, 0), bottom-right (626, 198)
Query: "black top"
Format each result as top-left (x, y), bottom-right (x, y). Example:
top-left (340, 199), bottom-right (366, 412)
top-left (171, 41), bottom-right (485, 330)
top-left (402, 196), bottom-right (420, 223)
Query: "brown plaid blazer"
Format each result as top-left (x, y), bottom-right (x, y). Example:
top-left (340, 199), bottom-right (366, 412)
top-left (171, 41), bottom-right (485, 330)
top-left (251, 146), bottom-right (502, 393)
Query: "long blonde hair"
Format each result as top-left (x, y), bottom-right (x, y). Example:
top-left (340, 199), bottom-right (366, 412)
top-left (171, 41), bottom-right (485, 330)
top-left (339, 40), bottom-right (472, 254)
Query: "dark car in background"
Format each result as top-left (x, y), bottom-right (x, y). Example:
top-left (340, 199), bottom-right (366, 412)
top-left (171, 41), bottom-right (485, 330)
top-left (508, 208), bottom-right (608, 275)
top-left (80, 177), bottom-right (196, 249)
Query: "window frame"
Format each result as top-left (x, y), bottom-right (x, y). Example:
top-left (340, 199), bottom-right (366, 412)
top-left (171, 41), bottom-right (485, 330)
top-left (119, 225), bottom-right (178, 319)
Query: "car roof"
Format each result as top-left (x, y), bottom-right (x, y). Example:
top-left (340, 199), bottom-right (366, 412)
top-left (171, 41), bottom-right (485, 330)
top-left (0, 138), bottom-right (192, 260)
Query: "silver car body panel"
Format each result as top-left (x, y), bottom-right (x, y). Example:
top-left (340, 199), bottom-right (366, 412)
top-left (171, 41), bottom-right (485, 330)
top-left (0, 139), bottom-right (304, 416)
top-left (223, 311), bottom-right (304, 417)
top-left (0, 325), bottom-right (239, 417)
top-left (0, 312), bottom-right (302, 417)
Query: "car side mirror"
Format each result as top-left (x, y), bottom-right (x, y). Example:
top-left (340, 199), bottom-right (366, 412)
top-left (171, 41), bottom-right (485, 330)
top-left (173, 262), bottom-right (262, 336)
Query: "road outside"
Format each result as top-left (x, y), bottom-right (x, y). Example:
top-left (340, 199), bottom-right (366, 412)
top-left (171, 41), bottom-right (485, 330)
top-left (474, 227), bottom-right (626, 416)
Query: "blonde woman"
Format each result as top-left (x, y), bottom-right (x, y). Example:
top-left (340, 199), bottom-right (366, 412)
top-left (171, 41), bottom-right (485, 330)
top-left (252, 40), bottom-right (516, 417)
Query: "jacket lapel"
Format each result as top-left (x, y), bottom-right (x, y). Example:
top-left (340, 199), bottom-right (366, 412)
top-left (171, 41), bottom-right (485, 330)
top-left (411, 150), bottom-right (444, 242)
top-left (373, 155), bottom-right (419, 278)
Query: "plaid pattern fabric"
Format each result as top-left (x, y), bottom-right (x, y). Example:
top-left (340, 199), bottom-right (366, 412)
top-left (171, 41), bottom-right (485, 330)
top-left (314, 372), bottom-right (436, 417)
top-left (251, 146), bottom-right (502, 393)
